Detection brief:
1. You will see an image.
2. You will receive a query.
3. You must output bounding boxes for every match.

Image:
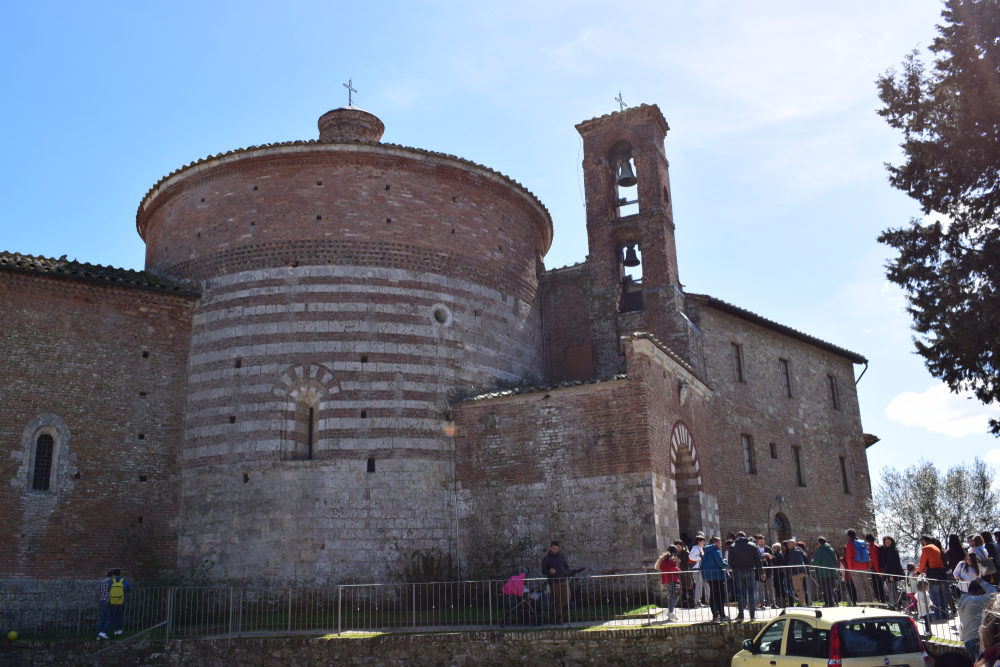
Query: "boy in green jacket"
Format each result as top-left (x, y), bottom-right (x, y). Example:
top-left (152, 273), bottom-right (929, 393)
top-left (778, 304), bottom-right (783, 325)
top-left (812, 537), bottom-right (839, 607)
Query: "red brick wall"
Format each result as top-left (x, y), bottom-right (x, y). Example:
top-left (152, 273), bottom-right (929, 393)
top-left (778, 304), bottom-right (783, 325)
top-left (453, 337), bottom-right (713, 573)
top-left (139, 146), bottom-right (550, 306)
top-left (0, 271), bottom-right (195, 578)
top-left (693, 302), bottom-right (873, 549)
top-left (539, 264), bottom-right (592, 383)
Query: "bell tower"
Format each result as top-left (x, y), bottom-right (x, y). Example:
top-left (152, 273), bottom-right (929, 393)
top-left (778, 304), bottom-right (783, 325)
top-left (576, 104), bottom-right (703, 377)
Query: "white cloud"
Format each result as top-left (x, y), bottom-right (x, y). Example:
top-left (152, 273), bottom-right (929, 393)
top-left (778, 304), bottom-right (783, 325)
top-left (886, 384), bottom-right (1000, 437)
top-left (987, 449), bottom-right (1000, 464)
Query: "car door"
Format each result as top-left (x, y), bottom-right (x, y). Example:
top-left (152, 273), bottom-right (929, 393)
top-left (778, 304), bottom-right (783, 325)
top-left (744, 618), bottom-right (787, 667)
top-left (780, 618), bottom-right (829, 667)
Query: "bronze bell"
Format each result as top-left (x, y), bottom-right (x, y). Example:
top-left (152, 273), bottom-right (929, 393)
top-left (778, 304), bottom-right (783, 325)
top-left (617, 158), bottom-right (637, 188)
top-left (622, 244), bottom-right (641, 267)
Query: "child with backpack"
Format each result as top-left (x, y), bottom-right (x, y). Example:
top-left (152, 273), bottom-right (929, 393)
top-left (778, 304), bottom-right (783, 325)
top-left (108, 569), bottom-right (132, 636)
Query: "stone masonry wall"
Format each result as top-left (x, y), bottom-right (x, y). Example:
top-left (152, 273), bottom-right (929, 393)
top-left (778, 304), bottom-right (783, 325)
top-left (0, 630), bottom-right (961, 667)
top-left (0, 271), bottom-right (195, 578)
top-left (452, 337), bottom-right (714, 575)
top-left (692, 302), bottom-right (873, 548)
top-left (0, 625), bottom-right (765, 667)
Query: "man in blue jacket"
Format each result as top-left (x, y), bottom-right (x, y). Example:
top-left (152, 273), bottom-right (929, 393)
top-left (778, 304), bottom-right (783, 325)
top-left (699, 536), bottom-right (731, 623)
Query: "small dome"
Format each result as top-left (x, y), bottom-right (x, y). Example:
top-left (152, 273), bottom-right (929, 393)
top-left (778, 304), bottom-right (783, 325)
top-left (318, 106), bottom-right (385, 143)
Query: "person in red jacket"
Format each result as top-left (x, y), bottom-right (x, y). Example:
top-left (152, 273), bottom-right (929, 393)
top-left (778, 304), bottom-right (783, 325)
top-left (655, 546), bottom-right (681, 621)
top-left (866, 533), bottom-right (886, 603)
top-left (845, 529), bottom-right (873, 602)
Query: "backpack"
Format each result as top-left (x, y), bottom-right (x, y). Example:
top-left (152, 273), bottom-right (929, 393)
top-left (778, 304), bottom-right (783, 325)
top-left (978, 548), bottom-right (998, 576)
top-left (853, 539), bottom-right (870, 563)
top-left (109, 577), bottom-right (125, 606)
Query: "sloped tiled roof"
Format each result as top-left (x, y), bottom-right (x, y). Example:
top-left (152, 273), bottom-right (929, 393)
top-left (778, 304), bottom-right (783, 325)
top-left (136, 139), bottom-right (554, 253)
top-left (453, 374), bottom-right (628, 405)
top-left (687, 293), bottom-right (867, 364)
top-left (0, 251), bottom-right (200, 297)
top-left (574, 103), bottom-right (670, 133)
top-left (621, 331), bottom-right (709, 387)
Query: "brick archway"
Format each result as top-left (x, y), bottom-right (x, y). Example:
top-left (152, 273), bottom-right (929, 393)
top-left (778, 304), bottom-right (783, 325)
top-left (670, 422), bottom-right (703, 540)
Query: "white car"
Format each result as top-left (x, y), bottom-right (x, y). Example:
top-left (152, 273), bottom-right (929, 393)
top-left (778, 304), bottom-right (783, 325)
top-left (731, 607), bottom-right (930, 666)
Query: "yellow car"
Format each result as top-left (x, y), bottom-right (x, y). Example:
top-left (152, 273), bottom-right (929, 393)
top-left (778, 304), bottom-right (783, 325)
top-left (731, 607), bottom-right (930, 667)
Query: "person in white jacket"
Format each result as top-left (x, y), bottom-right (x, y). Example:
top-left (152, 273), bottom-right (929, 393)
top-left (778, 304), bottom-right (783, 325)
top-left (688, 535), bottom-right (706, 606)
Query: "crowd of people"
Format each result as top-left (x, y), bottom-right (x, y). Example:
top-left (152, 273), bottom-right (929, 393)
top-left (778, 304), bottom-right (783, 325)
top-left (654, 528), bottom-right (1000, 661)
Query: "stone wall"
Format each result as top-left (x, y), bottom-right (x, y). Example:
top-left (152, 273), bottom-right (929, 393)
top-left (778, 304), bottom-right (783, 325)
top-left (0, 270), bottom-right (195, 578)
top-left (0, 630), bottom-right (965, 667)
top-left (689, 299), bottom-right (873, 548)
top-left (0, 625), bottom-right (765, 667)
top-left (452, 336), bottom-right (714, 575)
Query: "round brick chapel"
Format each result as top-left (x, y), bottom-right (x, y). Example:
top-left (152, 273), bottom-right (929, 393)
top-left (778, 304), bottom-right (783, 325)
top-left (136, 106), bottom-right (553, 579)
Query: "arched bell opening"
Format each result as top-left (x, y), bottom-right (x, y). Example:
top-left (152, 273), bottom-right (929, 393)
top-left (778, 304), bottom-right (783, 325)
top-left (671, 422), bottom-right (703, 539)
top-left (608, 139), bottom-right (638, 217)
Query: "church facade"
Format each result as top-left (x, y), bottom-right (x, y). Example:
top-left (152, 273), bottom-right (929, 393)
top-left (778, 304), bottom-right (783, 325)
top-left (0, 103), bottom-right (876, 581)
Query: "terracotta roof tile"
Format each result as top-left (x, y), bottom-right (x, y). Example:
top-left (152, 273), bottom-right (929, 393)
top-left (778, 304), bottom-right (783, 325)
top-left (0, 251), bottom-right (200, 297)
top-left (687, 293), bottom-right (867, 364)
top-left (453, 374), bottom-right (628, 404)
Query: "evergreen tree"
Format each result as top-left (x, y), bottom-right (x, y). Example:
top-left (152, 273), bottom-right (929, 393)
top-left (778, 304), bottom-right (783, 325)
top-left (877, 0), bottom-right (1000, 435)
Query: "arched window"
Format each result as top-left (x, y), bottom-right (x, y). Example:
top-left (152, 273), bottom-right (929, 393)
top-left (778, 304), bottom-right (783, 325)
top-left (294, 399), bottom-right (317, 460)
top-left (32, 434), bottom-right (54, 491)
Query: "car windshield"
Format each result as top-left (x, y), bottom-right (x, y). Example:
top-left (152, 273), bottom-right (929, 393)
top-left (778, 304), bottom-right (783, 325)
top-left (837, 618), bottom-right (920, 657)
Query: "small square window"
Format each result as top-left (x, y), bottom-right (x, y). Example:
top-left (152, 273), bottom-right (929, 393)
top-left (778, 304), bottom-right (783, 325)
top-left (235, 358), bottom-right (242, 369)
top-left (361, 355), bottom-right (368, 363)
top-left (138, 475), bottom-right (147, 482)
top-left (228, 416), bottom-right (236, 424)
top-left (142, 351), bottom-right (149, 359)
top-left (360, 410), bottom-right (367, 419)
top-left (137, 433), bottom-right (145, 440)
top-left (367, 457), bottom-right (376, 473)
top-left (139, 392), bottom-right (147, 399)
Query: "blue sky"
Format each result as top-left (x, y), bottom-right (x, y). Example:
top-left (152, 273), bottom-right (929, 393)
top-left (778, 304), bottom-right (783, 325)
top-left (2, 0), bottom-right (998, 487)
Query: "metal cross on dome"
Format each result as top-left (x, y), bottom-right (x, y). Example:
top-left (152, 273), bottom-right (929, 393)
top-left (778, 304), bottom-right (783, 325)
top-left (615, 91), bottom-right (626, 112)
top-left (343, 78), bottom-right (357, 106)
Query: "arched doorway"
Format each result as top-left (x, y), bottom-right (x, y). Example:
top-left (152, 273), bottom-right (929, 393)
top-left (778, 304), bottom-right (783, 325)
top-left (671, 423), bottom-right (702, 539)
top-left (773, 513), bottom-right (790, 545)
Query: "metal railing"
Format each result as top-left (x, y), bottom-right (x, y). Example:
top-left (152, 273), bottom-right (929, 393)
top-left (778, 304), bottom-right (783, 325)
top-left (0, 566), bottom-right (968, 643)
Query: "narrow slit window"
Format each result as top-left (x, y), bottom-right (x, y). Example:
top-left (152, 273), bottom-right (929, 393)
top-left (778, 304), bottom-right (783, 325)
top-left (732, 344), bottom-right (744, 383)
top-left (741, 434), bottom-right (756, 474)
top-left (769, 443), bottom-right (777, 459)
top-left (32, 434), bottom-right (54, 491)
top-left (792, 446), bottom-right (805, 487)
top-left (779, 359), bottom-right (792, 397)
top-left (367, 457), bottom-right (376, 473)
top-left (307, 407), bottom-right (314, 460)
top-left (840, 456), bottom-right (851, 494)
top-left (828, 375), bottom-right (840, 410)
